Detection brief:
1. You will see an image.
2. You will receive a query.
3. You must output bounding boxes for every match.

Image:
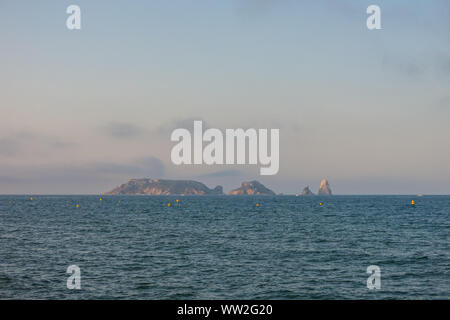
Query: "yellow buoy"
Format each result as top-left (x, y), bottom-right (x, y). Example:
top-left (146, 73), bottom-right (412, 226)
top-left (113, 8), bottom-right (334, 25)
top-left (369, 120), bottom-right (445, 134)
top-left (176, 199), bottom-right (179, 203)
top-left (411, 200), bottom-right (415, 206)
top-left (99, 197), bottom-right (103, 201)
top-left (319, 202), bottom-right (323, 206)
top-left (256, 203), bottom-right (259, 207)
top-left (30, 197), bottom-right (33, 201)
top-left (168, 203), bottom-right (171, 207)
top-left (76, 204), bottom-right (79, 208)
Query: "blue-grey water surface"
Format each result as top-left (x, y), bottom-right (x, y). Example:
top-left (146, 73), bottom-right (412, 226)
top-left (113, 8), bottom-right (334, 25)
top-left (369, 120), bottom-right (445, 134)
top-left (0, 195), bottom-right (449, 299)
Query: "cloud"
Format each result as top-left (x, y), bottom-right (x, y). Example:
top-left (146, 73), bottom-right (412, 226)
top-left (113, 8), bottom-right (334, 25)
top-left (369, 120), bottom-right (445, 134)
top-left (197, 169), bottom-right (242, 178)
top-left (0, 157), bottom-right (166, 194)
top-left (382, 52), bottom-right (450, 81)
top-left (0, 132), bottom-right (75, 157)
top-left (382, 55), bottom-right (425, 78)
top-left (76, 156), bottom-right (165, 178)
top-left (103, 122), bottom-right (142, 139)
top-left (134, 157), bottom-right (166, 175)
top-left (155, 117), bottom-right (211, 136)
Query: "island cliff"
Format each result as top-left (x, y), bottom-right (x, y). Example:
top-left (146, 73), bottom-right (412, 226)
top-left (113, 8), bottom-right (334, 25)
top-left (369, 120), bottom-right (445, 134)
top-left (105, 178), bottom-right (223, 195)
top-left (318, 179), bottom-right (332, 195)
top-left (301, 186), bottom-right (314, 196)
top-left (229, 181), bottom-right (275, 195)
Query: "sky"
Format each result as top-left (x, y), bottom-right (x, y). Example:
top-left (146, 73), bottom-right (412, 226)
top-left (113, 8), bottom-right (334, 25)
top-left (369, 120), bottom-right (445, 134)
top-left (1, 0), bottom-right (450, 194)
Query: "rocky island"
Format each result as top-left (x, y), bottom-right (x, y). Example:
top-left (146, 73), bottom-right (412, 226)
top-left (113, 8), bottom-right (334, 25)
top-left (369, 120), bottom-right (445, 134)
top-left (105, 178), bottom-right (223, 195)
top-left (105, 178), bottom-right (332, 196)
top-left (301, 186), bottom-right (314, 196)
top-left (228, 181), bottom-right (275, 195)
top-left (318, 179), bottom-right (332, 195)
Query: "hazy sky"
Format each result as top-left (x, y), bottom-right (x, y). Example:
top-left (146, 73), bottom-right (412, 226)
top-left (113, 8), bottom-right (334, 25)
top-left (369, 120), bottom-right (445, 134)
top-left (1, 0), bottom-right (450, 194)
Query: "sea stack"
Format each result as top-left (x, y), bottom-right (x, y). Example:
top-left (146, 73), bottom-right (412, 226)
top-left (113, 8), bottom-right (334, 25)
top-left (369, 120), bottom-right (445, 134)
top-left (229, 181), bottom-right (276, 195)
top-left (318, 179), bottom-right (332, 195)
top-left (301, 186), bottom-right (314, 196)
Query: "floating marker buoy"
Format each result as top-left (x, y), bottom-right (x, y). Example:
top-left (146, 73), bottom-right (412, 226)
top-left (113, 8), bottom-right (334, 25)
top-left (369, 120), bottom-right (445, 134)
top-left (176, 199), bottom-right (179, 203)
top-left (411, 200), bottom-right (415, 206)
top-left (319, 202), bottom-right (323, 206)
top-left (256, 203), bottom-right (259, 207)
top-left (99, 198), bottom-right (103, 201)
top-left (168, 203), bottom-right (171, 207)
top-left (76, 204), bottom-right (79, 208)
top-left (30, 197), bottom-right (33, 201)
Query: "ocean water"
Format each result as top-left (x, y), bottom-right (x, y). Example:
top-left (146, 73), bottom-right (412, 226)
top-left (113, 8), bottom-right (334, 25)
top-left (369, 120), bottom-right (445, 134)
top-left (0, 195), bottom-right (448, 299)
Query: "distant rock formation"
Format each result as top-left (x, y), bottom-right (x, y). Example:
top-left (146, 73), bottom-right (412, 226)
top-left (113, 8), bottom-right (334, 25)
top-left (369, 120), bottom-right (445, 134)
top-left (229, 180), bottom-right (276, 195)
top-left (301, 186), bottom-right (314, 196)
top-left (105, 178), bottom-right (223, 195)
top-left (318, 179), bottom-right (332, 195)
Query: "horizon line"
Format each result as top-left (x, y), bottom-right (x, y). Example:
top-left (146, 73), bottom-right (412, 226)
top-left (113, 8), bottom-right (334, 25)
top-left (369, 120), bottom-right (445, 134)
top-left (0, 193), bottom-right (447, 196)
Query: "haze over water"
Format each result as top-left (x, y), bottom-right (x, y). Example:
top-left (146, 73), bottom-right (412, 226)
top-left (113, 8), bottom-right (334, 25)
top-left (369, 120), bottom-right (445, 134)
top-left (2, 1), bottom-right (450, 194)
top-left (1, 195), bottom-right (448, 299)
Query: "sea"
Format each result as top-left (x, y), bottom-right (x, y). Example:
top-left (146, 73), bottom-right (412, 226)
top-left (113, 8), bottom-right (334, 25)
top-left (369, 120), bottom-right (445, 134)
top-left (0, 195), bottom-right (448, 299)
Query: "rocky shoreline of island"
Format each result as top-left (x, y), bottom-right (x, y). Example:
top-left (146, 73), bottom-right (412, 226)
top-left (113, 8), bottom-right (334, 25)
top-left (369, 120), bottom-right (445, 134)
top-left (104, 178), bottom-right (333, 196)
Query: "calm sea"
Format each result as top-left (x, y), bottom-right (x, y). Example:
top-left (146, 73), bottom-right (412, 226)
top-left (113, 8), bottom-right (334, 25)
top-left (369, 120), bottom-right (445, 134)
top-left (0, 195), bottom-right (448, 299)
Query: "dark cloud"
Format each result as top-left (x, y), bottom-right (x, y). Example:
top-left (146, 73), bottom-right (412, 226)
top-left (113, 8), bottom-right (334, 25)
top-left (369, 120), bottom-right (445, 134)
top-left (69, 157), bottom-right (165, 178)
top-left (382, 55), bottom-right (425, 78)
top-left (103, 122), bottom-right (142, 139)
top-left (0, 157), bottom-right (165, 194)
top-left (82, 157), bottom-right (166, 177)
top-left (382, 52), bottom-right (450, 80)
top-left (155, 117), bottom-right (211, 136)
top-left (0, 132), bottom-right (74, 157)
top-left (134, 157), bottom-right (166, 175)
top-left (197, 169), bottom-right (242, 178)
